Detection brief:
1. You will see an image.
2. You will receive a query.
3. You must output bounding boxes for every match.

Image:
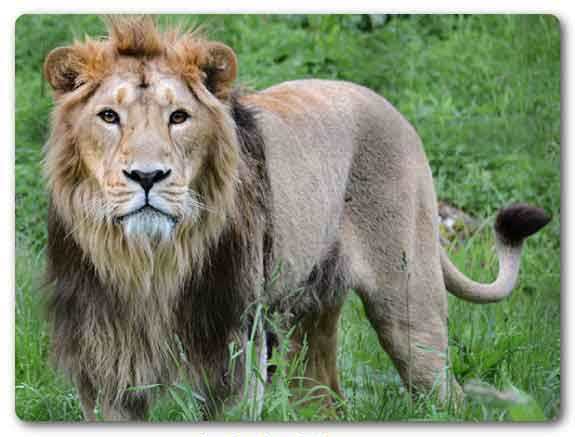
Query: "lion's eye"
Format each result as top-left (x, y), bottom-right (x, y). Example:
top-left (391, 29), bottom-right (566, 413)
top-left (98, 109), bottom-right (120, 124)
top-left (169, 110), bottom-right (189, 125)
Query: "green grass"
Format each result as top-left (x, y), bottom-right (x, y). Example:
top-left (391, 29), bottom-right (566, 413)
top-left (15, 14), bottom-right (560, 422)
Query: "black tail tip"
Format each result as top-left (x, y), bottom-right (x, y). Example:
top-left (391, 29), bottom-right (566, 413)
top-left (495, 203), bottom-right (551, 244)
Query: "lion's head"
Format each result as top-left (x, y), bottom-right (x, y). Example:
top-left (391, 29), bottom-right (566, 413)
top-left (44, 16), bottom-right (244, 295)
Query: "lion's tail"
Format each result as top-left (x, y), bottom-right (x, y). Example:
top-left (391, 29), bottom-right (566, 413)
top-left (441, 203), bottom-right (550, 303)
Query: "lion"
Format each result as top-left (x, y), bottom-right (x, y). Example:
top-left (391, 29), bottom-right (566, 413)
top-left (42, 16), bottom-right (550, 421)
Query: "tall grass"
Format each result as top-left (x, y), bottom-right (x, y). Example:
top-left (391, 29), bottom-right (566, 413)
top-left (15, 14), bottom-right (560, 421)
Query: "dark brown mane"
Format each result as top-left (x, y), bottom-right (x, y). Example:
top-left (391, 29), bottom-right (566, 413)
top-left (175, 94), bottom-right (273, 369)
top-left (230, 93), bottom-right (275, 277)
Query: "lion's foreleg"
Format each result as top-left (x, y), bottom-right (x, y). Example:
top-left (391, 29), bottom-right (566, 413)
top-left (98, 392), bottom-right (150, 422)
top-left (75, 374), bottom-right (98, 421)
top-left (242, 310), bottom-right (268, 420)
top-left (288, 302), bottom-right (345, 415)
top-left (76, 377), bottom-right (150, 422)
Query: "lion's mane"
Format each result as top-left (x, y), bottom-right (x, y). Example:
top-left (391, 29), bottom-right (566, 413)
top-left (44, 17), bottom-right (271, 415)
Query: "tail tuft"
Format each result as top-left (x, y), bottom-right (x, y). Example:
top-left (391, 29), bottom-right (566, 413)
top-left (495, 203), bottom-right (551, 245)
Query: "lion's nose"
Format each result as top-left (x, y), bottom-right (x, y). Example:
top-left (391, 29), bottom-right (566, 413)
top-left (122, 168), bottom-right (172, 194)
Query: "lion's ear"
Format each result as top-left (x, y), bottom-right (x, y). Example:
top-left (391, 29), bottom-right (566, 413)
top-left (43, 47), bottom-right (85, 93)
top-left (201, 42), bottom-right (237, 99)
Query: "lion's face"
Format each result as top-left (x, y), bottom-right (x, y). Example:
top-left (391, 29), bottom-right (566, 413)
top-left (43, 17), bottom-right (241, 291)
top-left (74, 60), bottom-right (216, 240)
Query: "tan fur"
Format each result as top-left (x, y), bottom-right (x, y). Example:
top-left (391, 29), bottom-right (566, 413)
top-left (242, 79), bottom-right (546, 404)
top-left (43, 16), bottom-right (548, 421)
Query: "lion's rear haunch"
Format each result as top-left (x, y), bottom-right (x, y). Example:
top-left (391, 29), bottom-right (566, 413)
top-left (42, 16), bottom-right (550, 421)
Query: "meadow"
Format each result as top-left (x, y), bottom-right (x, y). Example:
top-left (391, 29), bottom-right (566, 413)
top-left (15, 14), bottom-right (561, 422)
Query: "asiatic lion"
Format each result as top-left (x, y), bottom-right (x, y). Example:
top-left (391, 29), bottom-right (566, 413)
top-left (42, 16), bottom-right (550, 421)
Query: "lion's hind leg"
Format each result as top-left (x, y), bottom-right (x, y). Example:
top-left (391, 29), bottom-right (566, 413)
top-left (354, 256), bottom-right (463, 408)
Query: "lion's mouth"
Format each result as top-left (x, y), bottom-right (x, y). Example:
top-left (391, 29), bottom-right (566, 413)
top-left (116, 204), bottom-right (178, 224)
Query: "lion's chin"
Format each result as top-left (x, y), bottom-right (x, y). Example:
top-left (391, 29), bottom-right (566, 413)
top-left (121, 208), bottom-right (175, 243)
